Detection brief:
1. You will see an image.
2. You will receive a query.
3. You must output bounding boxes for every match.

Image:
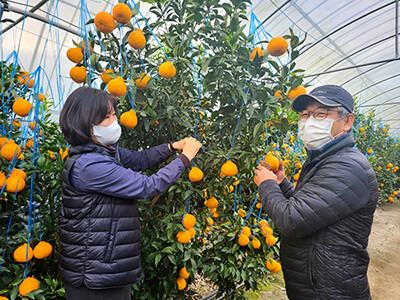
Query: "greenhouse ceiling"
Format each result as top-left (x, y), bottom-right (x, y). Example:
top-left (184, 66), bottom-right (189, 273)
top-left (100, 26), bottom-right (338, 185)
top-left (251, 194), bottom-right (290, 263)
top-left (1, 0), bottom-right (399, 136)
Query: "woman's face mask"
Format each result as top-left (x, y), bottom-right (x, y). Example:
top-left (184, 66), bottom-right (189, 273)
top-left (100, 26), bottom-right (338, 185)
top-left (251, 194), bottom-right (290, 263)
top-left (92, 120), bottom-right (121, 145)
top-left (298, 116), bottom-right (343, 149)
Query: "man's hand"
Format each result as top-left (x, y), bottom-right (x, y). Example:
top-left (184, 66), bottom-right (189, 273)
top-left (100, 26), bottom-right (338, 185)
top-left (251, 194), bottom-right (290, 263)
top-left (254, 164), bottom-right (277, 186)
top-left (171, 138), bottom-right (189, 151)
top-left (275, 160), bottom-right (286, 184)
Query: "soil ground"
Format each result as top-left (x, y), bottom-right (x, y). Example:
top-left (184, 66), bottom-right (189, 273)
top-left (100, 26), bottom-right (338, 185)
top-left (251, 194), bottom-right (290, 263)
top-left (245, 202), bottom-right (400, 300)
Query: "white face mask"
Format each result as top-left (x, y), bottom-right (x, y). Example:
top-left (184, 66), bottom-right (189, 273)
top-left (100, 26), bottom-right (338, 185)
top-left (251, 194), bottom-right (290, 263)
top-left (92, 120), bottom-right (121, 145)
top-left (298, 117), bottom-right (343, 149)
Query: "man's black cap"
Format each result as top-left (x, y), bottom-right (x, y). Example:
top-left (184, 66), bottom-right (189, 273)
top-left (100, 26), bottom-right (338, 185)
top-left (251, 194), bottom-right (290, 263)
top-left (291, 85), bottom-right (354, 113)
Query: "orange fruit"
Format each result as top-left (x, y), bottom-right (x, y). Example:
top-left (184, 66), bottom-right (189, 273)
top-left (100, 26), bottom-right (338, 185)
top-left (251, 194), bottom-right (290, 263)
top-left (241, 226), bottom-right (251, 237)
top-left (250, 47), bottom-right (264, 61)
top-left (387, 163), bottom-right (393, 168)
top-left (179, 267), bottom-right (190, 279)
top-left (29, 121), bottom-right (37, 131)
top-left (79, 40), bottom-right (93, 55)
top-left (183, 213), bottom-right (196, 229)
top-left (265, 235), bottom-right (277, 246)
top-left (0, 296), bottom-right (9, 300)
top-left (213, 212), bottom-right (219, 218)
top-left (252, 237), bottom-right (261, 249)
top-left (0, 137), bottom-right (8, 147)
top-left (33, 241), bottom-right (53, 259)
top-left (367, 148), bottom-right (373, 154)
top-left (48, 150), bottom-right (55, 160)
top-left (206, 217), bottom-right (214, 226)
top-left (221, 160), bottom-right (238, 177)
top-left (256, 202), bottom-right (262, 209)
top-left (135, 72), bottom-right (150, 89)
top-left (205, 197), bottom-right (218, 209)
top-left (6, 176), bottom-right (25, 193)
top-left (238, 209), bottom-right (246, 218)
top-left (176, 277), bottom-right (186, 290)
top-left (394, 191), bottom-right (398, 195)
top-left (159, 61), bottom-right (176, 79)
top-left (261, 225), bottom-right (273, 237)
top-left (101, 69), bottom-right (114, 84)
top-left (13, 97), bottom-right (32, 117)
top-left (94, 11), bottom-right (115, 34)
top-left (258, 219), bottom-right (268, 228)
top-left (266, 258), bottom-right (282, 273)
top-left (264, 153), bottom-right (279, 171)
top-left (293, 173), bottom-right (300, 181)
top-left (274, 90), bottom-right (283, 99)
top-left (238, 234), bottom-right (249, 246)
top-left (19, 277), bottom-right (39, 296)
top-left (66, 47), bottom-right (83, 63)
top-left (12, 119), bottom-right (21, 127)
top-left (38, 93), bottom-right (45, 102)
top-left (187, 227), bottom-right (196, 238)
top-left (188, 167), bottom-right (203, 182)
top-left (388, 197), bottom-right (394, 202)
top-left (120, 110), bottom-right (138, 128)
top-left (267, 37), bottom-right (288, 57)
top-left (287, 85), bottom-right (307, 99)
top-left (10, 168), bottom-right (27, 179)
top-left (1, 140), bottom-right (21, 161)
top-left (112, 3), bottom-right (132, 24)
top-left (107, 76), bottom-right (127, 97)
top-left (13, 243), bottom-right (33, 262)
top-left (128, 29), bottom-right (146, 50)
top-left (176, 230), bottom-right (191, 244)
top-left (0, 172), bottom-right (5, 188)
top-left (70, 66), bottom-right (87, 83)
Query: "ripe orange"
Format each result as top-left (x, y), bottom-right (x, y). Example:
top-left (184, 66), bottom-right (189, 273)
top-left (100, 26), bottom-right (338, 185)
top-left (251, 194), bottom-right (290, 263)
top-left (159, 61), bottom-right (176, 79)
top-left (252, 237), bottom-right (261, 249)
top-left (387, 163), bottom-right (393, 168)
top-left (266, 258), bottom-right (282, 273)
top-left (267, 37), bottom-right (288, 57)
top-left (258, 219), bottom-right (268, 228)
top-left (241, 226), bottom-right (251, 237)
top-left (264, 153), bottom-right (279, 171)
top-left (238, 234), bottom-right (250, 246)
top-left (66, 47), bottom-right (83, 63)
top-left (29, 121), bottom-right (37, 131)
top-left (179, 267), bottom-right (190, 279)
top-left (189, 167), bottom-right (203, 182)
top-left (0, 172), bottom-right (5, 188)
top-left (256, 202), bottom-right (262, 209)
top-left (0, 296), bottom-right (9, 300)
top-left (265, 235), bottom-right (277, 246)
top-left (101, 69), bottom-right (114, 84)
top-left (274, 90), bottom-right (283, 99)
top-left (107, 76), bottom-right (127, 97)
top-left (388, 197), bottom-right (394, 202)
top-left (33, 241), bottom-right (53, 259)
top-left (94, 11), bottom-right (115, 34)
top-left (112, 3), bottom-right (132, 24)
top-left (120, 110), bottom-right (138, 128)
top-left (238, 209), bottom-right (246, 218)
top-left (128, 29), bottom-right (146, 50)
top-left (206, 217), bottom-right (214, 226)
top-left (0, 137), bottom-right (8, 147)
top-left (250, 47), bottom-right (264, 61)
top-left (1, 140), bottom-right (21, 161)
top-left (135, 72), bottom-right (150, 89)
top-left (183, 213), bottom-right (196, 229)
top-left (19, 277), bottom-right (40, 296)
top-left (205, 197), bottom-right (218, 209)
top-left (293, 173), bottom-right (300, 181)
top-left (13, 97), bottom-right (32, 117)
top-left (6, 176), bottom-right (26, 193)
top-left (221, 160), bottom-right (238, 177)
top-left (187, 227), bottom-right (196, 238)
top-left (176, 230), bottom-right (191, 244)
top-left (213, 212), bottom-right (219, 218)
top-left (79, 40), bottom-right (93, 55)
top-left (176, 277), bottom-right (186, 290)
top-left (70, 66), bottom-right (87, 83)
top-left (38, 93), bottom-right (45, 102)
top-left (367, 148), bottom-right (373, 154)
top-left (10, 168), bottom-right (27, 179)
top-left (13, 243), bottom-right (33, 262)
top-left (260, 225), bottom-right (273, 237)
top-left (287, 85), bottom-right (307, 99)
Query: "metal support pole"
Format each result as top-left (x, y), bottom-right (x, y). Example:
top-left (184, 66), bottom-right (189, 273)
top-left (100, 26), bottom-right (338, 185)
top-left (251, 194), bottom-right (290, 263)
top-left (396, 0), bottom-right (399, 57)
top-left (0, 2), bottom-right (79, 36)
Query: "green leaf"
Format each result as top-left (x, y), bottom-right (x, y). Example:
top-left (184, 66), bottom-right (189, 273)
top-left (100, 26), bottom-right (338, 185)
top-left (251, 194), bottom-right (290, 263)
top-left (155, 253), bottom-right (162, 267)
top-left (10, 285), bottom-right (18, 300)
top-left (253, 122), bottom-right (263, 139)
top-left (161, 246), bottom-right (175, 254)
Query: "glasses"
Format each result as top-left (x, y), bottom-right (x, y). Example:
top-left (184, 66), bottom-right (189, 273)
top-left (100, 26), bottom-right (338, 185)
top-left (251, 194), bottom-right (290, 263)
top-left (299, 107), bottom-right (339, 120)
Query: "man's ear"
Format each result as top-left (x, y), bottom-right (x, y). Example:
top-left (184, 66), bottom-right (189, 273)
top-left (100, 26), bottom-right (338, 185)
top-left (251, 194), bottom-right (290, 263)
top-left (344, 114), bottom-right (355, 132)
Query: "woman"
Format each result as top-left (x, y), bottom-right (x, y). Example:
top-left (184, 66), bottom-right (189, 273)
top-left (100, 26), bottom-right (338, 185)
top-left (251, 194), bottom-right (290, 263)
top-left (58, 86), bottom-right (202, 299)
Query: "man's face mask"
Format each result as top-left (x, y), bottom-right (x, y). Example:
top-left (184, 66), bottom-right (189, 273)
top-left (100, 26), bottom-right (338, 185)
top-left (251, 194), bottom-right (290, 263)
top-left (92, 120), bottom-right (121, 145)
top-left (298, 113), bottom-right (344, 149)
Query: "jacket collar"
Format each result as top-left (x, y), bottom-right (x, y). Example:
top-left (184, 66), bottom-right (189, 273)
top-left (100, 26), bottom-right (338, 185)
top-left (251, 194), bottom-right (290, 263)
top-left (305, 134), bottom-right (353, 163)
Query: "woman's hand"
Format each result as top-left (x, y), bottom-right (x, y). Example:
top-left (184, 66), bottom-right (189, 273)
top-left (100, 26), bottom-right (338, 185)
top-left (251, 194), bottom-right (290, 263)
top-left (254, 164), bottom-right (277, 186)
top-left (181, 137), bottom-right (202, 161)
top-left (171, 138), bottom-right (189, 151)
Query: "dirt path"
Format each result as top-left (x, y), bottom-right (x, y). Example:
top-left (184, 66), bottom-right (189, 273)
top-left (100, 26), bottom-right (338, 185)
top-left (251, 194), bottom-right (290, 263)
top-left (249, 202), bottom-right (400, 300)
top-left (368, 202), bottom-right (400, 300)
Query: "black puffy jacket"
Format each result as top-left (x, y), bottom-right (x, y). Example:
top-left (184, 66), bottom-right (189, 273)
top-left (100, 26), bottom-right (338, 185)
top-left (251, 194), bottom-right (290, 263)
top-left (58, 143), bottom-right (142, 289)
top-left (259, 135), bottom-right (378, 299)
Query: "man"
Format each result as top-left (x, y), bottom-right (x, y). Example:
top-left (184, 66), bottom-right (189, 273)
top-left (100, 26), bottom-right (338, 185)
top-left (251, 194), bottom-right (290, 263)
top-left (254, 85), bottom-right (378, 299)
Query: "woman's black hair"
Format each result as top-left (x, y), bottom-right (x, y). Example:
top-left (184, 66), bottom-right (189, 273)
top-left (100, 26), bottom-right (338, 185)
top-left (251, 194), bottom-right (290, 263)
top-left (59, 86), bottom-right (117, 146)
